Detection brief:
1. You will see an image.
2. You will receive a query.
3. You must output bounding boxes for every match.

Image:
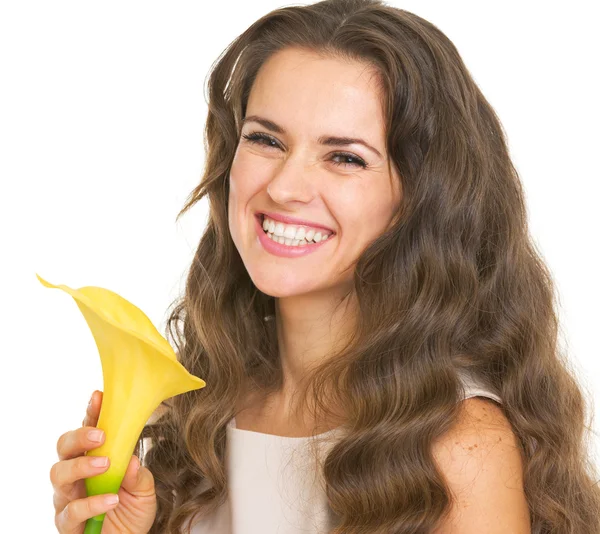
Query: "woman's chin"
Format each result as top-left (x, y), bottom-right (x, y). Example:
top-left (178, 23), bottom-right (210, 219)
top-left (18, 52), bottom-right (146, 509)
top-left (249, 274), bottom-right (324, 299)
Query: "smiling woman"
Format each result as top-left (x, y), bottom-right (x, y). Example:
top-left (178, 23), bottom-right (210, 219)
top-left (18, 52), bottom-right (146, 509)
top-left (131, 0), bottom-right (600, 533)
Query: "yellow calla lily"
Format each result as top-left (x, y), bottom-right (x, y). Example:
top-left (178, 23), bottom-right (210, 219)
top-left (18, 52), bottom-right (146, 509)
top-left (37, 273), bottom-right (206, 534)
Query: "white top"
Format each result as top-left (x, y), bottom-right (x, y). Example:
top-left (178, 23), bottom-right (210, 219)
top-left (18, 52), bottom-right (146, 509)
top-left (185, 374), bottom-right (502, 533)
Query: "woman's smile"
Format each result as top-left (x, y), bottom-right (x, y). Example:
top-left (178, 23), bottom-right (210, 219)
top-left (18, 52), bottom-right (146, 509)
top-left (254, 212), bottom-right (335, 258)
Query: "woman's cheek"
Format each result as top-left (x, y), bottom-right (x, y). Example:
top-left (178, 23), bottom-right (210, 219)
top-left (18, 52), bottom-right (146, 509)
top-left (231, 151), bottom-right (274, 187)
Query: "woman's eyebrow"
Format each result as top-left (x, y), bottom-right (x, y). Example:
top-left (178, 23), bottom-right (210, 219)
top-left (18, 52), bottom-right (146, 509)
top-left (242, 114), bottom-right (383, 159)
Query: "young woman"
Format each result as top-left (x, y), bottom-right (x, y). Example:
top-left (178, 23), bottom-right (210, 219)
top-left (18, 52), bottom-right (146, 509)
top-left (51, 1), bottom-right (600, 532)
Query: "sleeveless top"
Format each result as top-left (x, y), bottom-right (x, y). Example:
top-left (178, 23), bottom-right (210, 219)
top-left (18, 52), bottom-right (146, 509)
top-left (184, 372), bottom-right (502, 533)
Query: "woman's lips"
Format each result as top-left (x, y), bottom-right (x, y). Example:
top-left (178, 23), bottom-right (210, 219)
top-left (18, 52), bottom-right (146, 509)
top-left (256, 211), bottom-right (336, 235)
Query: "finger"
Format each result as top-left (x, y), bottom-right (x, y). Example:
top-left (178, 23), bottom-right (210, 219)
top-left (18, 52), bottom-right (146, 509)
top-left (81, 390), bottom-right (103, 428)
top-left (56, 426), bottom-right (105, 462)
top-left (51, 455), bottom-right (110, 494)
top-left (55, 493), bottom-right (119, 533)
top-left (51, 454), bottom-right (110, 507)
top-left (120, 455), bottom-right (156, 498)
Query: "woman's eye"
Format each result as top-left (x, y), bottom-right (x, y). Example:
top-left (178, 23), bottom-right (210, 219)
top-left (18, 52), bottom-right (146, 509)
top-left (241, 132), bottom-right (368, 169)
top-left (330, 153), bottom-right (368, 169)
top-left (242, 132), bottom-right (280, 150)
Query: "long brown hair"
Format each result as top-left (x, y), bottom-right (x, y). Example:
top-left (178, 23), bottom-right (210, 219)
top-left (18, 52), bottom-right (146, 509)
top-left (135, 1), bottom-right (600, 532)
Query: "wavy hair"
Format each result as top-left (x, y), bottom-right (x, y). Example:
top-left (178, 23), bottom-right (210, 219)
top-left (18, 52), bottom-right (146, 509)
top-left (134, 0), bottom-right (600, 532)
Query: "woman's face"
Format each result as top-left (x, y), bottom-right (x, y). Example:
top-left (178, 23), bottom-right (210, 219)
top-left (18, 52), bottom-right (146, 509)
top-left (229, 47), bottom-right (402, 298)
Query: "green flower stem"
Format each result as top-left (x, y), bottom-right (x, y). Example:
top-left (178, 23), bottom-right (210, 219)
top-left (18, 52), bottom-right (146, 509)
top-left (84, 514), bottom-right (105, 534)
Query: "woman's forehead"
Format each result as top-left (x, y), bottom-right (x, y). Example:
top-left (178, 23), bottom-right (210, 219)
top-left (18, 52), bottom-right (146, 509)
top-left (247, 48), bottom-right (386, 144)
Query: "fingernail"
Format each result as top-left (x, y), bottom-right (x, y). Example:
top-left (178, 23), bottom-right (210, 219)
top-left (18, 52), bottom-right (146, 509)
top-left (87, 392), bottom-right (94, 409)
top-left (104, 494), bottom-right (119, 506)
top-left (88, 429), bottom-right (104, 442)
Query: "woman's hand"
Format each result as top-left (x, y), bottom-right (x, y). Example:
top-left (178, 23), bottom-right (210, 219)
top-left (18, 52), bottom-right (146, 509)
top-left (51, 390), bottom-right (157, 533)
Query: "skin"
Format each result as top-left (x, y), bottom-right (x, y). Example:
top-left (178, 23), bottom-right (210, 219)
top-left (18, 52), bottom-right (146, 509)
top-left (228, 47), bottom-right (402, 425)
top-left (431, 397), bottom-right (531, 532)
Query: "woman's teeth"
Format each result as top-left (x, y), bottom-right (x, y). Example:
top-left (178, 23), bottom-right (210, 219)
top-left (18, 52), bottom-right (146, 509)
top-left (261, 215), bottom-right (333, 247)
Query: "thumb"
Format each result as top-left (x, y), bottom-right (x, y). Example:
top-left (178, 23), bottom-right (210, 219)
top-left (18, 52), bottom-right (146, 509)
top-left (119, 455), bottom-right (156, 498)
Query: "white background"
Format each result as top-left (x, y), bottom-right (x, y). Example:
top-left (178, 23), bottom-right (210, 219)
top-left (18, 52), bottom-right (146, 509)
top-left (1, 1), bottom-right (598, 531)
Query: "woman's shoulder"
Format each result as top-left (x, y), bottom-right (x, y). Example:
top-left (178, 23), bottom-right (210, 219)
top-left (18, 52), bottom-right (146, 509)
top-left (430, 397), bottom-right (529, 531)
